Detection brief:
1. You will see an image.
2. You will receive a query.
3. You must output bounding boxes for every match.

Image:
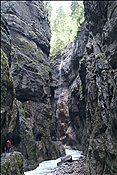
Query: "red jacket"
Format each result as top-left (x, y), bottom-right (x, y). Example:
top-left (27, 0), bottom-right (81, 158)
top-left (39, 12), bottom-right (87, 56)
top-left (6, 140), bottom-right (12, 148)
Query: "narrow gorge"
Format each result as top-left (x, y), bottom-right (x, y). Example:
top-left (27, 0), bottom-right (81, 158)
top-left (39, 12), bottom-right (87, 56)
top-left (1, 1), bottom-right (117, 175)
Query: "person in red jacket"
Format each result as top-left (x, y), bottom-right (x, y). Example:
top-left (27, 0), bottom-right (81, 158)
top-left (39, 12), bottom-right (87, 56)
top-left (6, 139), bottom-right (12, 153)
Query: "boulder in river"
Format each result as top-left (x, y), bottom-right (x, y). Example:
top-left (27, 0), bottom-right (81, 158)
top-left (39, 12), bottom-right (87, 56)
top-left (57, 154), bottom-right (72, 166)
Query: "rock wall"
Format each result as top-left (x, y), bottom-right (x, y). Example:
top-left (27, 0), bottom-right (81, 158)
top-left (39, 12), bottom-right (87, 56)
top-left (50, 22), bottom-right (89, 149)
top-left (50, 1), bottom-right (117, 175)
top-left (1, 1), bottom-right (65, 172)
top-left (1, 152), bottom-right (24, 175)
top-left (84, 1), bottom-right (117, 174)
top-left (1, 15), bottom-right (15, 152)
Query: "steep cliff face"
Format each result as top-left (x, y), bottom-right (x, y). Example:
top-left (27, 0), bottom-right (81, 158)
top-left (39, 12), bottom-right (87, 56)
top-left (1, 15), bottom-right (15, 152)
top-left (50, 22), bottom-right (89, 149)
top-left (1, 1), bottom-right (65, 172)
top-left (50, 1), bottom-right (117, 175)
top-left (84, 1), bottom-right (117, 174)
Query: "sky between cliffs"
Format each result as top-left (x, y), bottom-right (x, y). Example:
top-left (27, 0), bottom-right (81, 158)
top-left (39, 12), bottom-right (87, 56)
top-left (44, 1), bottom-right (84, 55)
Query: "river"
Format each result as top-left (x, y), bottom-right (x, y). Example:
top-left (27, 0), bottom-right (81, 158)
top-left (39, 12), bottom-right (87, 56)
top-left (24, 149), bottom-right (82, 175)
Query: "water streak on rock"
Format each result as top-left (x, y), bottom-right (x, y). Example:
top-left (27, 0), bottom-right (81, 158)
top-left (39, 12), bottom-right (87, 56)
top-left (58, 59), bottom-right (63, 102)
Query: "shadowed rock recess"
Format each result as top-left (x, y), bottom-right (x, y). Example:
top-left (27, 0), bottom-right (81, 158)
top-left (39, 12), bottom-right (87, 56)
top-left (1, 1), bottom-right (117, 175)
top-left (1, 1), bottom-right (65, 174)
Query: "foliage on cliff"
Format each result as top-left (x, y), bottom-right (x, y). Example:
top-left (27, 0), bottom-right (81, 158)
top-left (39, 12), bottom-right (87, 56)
top-left (44, 1), bottom-right (84, 55)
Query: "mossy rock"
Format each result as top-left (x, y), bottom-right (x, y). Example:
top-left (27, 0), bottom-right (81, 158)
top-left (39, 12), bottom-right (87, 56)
top-left (1, 49), bottom-right (15, 150)
top-left (1, 49), bottom-right (15, 99)
top-left (1, 152), bottom-right (24, 175)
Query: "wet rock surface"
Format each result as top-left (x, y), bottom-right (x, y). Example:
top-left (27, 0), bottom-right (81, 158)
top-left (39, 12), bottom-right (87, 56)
top-left (1, 152), bottom-right (24, 175)
top-left (84, 1), bottom-right (117, 174)
top-left (54, 156), bottom-right (86, 175)
top-left (51, 1), bottom-right (117, 175)
top-left (1, 1), bottom-right (65, 172)
top-left (1, 18), bottom-right (15, 154)
top-left (49, 21), bottom-right (89, 150)
top-left (57, 155), bottom-right (72, 166)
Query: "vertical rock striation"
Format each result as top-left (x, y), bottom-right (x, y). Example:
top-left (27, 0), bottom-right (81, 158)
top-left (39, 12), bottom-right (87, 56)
top-left (1, 1), bottom-right (65, 172)
top-left (1, 15), bottom-right (15, 153)
top-left (50, 1), bottom-right (117, 175)
top-left (50, 22), bottom-right (89, 149)
top-left (84, 1), bottom-right (117, 174)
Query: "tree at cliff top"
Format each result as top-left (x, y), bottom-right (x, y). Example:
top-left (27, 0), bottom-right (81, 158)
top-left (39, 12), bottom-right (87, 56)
top-left (71, 1), bottom-right (84, 26)
top-left (44, 1), bottom-right (84, 55)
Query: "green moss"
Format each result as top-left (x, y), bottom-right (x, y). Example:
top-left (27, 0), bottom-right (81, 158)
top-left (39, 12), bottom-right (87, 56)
top-left (19, 38), bottom-right (34, 54)
top-left (15, 152), bottom-right (24, 168)
top-left (53, 142), bottom-right (60, 155)
top-left (12, 47), bottom-right (19, 68)
top-left (1, 49), bottom-right (15, 101)
top-left (15, 101), bottom-right (39, 160)
top-left (79, 79), bottom-right (83, 99)
top-left (43, 106), bottom-right (48, 113)
top-left (16, 100), bottom-right (25, 120)
top-left (1, 49), bottom-right (13, 83)
top-left (1, 152), bottom-right (24, 175)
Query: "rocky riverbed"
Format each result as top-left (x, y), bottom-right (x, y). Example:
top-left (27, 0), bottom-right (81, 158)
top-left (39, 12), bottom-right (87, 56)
top-left (24, 149), bottom-right (85, 175)
top-left (53, 156), bottom-right (86, 175)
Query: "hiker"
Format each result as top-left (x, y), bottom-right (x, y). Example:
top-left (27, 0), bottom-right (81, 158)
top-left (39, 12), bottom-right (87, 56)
top-left (6, 140), bottom-right (12, 153)
top-left (52, 135), bottom-right (55, 141)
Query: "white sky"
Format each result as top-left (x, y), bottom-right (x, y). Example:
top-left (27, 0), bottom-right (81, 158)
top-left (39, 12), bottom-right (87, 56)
top-left (49, 1), bottom-right (83, 9)
top-left (50, 1), bottom-right (71, 9)
top-left (49, 1), bottom-right (71, 14)
top-left (49, 1), bottom-right (83, 14)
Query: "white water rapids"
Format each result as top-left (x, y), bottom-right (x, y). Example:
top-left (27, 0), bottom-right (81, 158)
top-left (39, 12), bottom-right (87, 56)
top-left (24, 149), bottom-right (82, 175)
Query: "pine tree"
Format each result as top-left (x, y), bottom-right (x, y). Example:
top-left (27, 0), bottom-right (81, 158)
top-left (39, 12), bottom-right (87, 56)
top-left (43, 1), bottom-right (84, 55)
top-left (71, 1), bottom-right (84, 26)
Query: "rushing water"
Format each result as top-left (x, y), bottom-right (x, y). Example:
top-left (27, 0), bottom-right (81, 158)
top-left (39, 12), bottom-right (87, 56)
top-left (24, 149), bottom-right (82, 175)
